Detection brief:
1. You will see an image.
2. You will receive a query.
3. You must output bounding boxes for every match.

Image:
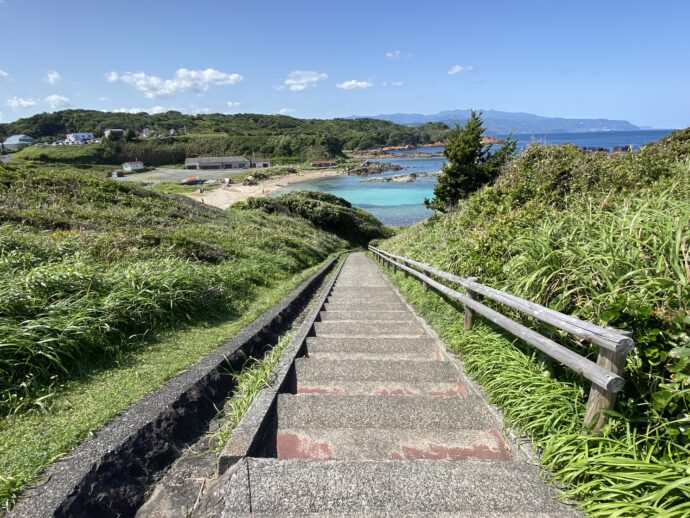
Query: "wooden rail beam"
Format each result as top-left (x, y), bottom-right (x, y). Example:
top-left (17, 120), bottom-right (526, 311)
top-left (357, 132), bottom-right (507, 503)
top-left (464, 277), bottom-right (478, 331)
top-left (371, 247), bottom-right (633, 354)
top-left (370, 246), bottom-right (632, 432)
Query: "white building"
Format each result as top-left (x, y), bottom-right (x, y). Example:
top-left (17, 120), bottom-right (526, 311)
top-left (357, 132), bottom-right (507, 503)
top-left (122, 161), bottom-right (145, 172)
top-left (66, 132), bottom-right (95, 143)
top-left (2, 134), bottom-right (35, 151)
top-left (184, 156), bottom-right (250, 170)
top-left (252, 158), bottom-right (272, 168)
top-left (104, 129), bottom-right (125, 139)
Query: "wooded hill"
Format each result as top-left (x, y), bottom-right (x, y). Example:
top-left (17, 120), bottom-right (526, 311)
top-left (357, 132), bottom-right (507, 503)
top-left (0, 110), bottom-right (450, 159)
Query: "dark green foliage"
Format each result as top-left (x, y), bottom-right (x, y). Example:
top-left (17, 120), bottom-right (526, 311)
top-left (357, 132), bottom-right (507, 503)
top-left (238, 191), bottom-right (392, 245)
top-left (1, 110), bottom-right (450, 163)
top-left (0, 164), bottom-right (348, 414)
top-left (425, 111), bottom-right (516, 212)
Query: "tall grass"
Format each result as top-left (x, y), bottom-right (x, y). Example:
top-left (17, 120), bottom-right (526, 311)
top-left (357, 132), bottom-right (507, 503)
top-left (212, 332), bottom-right (293, 450)
top-left (0, 164), bottom-right (349, 414)
top-left (380, 129), bottom-right (690, 514)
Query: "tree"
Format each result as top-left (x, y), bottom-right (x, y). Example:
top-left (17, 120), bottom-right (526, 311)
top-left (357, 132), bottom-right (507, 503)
top-left (125, 128), bottom-right (137, 142)
top-left (424, 111), bottom-right (516, 212)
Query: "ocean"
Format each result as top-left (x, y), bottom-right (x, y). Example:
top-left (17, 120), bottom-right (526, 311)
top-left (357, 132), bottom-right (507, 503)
top-left (274, 129), bottom-right (675, 226)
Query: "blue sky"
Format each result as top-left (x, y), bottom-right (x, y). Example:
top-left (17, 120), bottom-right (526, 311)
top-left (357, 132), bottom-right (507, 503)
top-left (1, 0), bottom-right (688, 127)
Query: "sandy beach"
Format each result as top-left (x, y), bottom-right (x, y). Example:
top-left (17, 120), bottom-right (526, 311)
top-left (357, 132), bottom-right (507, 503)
top-left (195, 168), bottom-right (343, 209)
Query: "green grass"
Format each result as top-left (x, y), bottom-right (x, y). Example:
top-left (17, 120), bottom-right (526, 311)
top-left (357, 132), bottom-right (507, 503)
top-left (0, 163), bottom-right (353, 413)
top-left (0, 159), bottom-right (377, 513)
top-left (379, 267), bottom-right (690, 516)
top-left (211, 331), bottom-right (293, 452)
top-left (377, 128), bottom-right (690, 515)
top-left (0, 263), bottom-right (325, 512)
top-left (13, 143), bottom-right (104, 164)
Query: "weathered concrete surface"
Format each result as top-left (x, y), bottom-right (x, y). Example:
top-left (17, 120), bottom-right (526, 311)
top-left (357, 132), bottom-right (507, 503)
top-left (193, 458), bottom-right (581, 517)
top-left (306, 336), bottom-right (440, 362)
top-left (318, 310), bottom-right (417, 321)
top-left (277, 394), bottom-right (494, 429)
top-left (313, 320), bottom-right (426, 337)
top-left (276, 428), bottom-right (510, 461)
top-left (190, 252), bottom-right (582, 516)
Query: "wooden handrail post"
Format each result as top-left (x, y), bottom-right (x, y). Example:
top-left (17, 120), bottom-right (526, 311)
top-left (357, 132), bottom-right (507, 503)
top-left (583, 342), bottom-right (628, 433)
top-left (464, 277), bottom-right (478, 331)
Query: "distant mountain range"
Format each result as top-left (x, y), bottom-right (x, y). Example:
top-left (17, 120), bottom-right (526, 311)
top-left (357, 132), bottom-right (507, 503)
top-left (354, 109), bottom-right (640, 134)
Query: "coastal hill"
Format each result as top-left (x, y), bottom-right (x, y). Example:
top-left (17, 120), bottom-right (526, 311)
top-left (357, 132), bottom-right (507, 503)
top-left (355, 108), bottom-right (640, 133)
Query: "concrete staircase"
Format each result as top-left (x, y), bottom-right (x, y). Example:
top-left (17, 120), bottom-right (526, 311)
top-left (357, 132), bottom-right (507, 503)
top-left (198, 253), bottom-right (580, 516)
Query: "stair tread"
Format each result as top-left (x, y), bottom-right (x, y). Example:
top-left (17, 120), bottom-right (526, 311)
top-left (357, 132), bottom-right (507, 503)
top-left (276, 427), bottom-right (510, 461)
top-left (198, 458), bottom-right (582, 516)
top-left (295, 358), bottom-right (461, 382)
top-left (277, 394), bottom-right (494, 429)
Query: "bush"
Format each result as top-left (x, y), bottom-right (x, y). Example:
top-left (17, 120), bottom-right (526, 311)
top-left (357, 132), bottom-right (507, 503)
top-left (239, 191), bottom-right (391, 245)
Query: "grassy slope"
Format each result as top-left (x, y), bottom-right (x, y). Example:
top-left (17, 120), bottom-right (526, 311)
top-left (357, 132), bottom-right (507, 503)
top-left (0, 265), bottom-right (321, 511)
top-left (0, 163), bottom-right (359, 509)
top-left (379, 129), bottom-right (690, 515)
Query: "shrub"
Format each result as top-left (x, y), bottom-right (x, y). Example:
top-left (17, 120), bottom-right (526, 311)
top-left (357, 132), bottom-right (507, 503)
top-left (239, 191), bottom-right (392, 245)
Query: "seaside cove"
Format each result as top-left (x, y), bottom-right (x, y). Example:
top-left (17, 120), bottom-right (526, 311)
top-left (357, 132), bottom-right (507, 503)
top-left (274, 129), bottom-right (673, 226)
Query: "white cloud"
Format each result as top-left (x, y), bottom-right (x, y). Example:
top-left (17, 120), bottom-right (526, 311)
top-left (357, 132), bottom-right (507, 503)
top-left (336, 79), bottom-right (374, 90)
top-left (0, 70), bottom-right (9, 81)
top-left (98, 96), bottom-right (108, 101)
top-left (278, 108), bottom-right (294, 115)
top-left (44, 94), bottom-right (70, 110)
top-left (277, 70), bottom-right (328, 92)
top-left (188, 107), bottom-right (212, 115)
top-left (44, 70), bottom-right (61, 84)
top-left (108, 68), bottom-right (243, 98)
top-left (385, 50), bottom-right (413, 60)
top-left (6, 96), bottom-right (37, 109)
top-left (227, 101), bottom-right (242, 109)
top-left (111, 105), bottom-right (213, 115)
top-left (448, 64), bottom-right (474, 75)
top-left (112, 106), bottom-right (170, 114)
top-left (382, 81), bottom-right (404, 87)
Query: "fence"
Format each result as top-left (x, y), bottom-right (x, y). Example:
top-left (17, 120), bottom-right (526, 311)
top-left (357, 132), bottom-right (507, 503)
top-left (369, 246), bottom-right (634, 433)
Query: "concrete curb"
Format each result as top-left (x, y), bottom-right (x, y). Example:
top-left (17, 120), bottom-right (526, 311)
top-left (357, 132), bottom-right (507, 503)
top-left (217, 256), bottom-right (346, 474)
top-left (9, 255), bottom-right (340, 518)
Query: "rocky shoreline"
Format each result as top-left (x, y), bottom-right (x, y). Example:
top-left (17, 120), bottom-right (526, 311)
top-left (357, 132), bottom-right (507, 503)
top-left (345, 161), bottom-right (404, 176)
top-left (360, 171), bottom-right (440, 183)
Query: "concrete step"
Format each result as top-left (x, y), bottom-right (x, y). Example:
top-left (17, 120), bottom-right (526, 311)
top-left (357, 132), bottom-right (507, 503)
top-left (328, 287), bottom-right (396, 296)
top-left (277, 394), bottom-right (493, 430)
top-left (326, 294), bottom-right (403, 306)
top-left (306, 336), bottom-right (441, 361)
top-left (313, 321), bottom-right (427, 337)
top-left (326, 295), bottom-right (400, 304)
top-left (198, 458), bottom-right (582, 516)
top-left (295, 359), bottom-right (466, 396)
top-left (276, 427), bottom-right (510, 461)
top-left (318, 310), bottom-right (417, 322)
top-left (323, 300), bottom-right (408, 311)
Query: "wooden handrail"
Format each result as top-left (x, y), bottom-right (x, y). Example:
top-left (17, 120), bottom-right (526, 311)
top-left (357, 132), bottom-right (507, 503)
top-left (369, 246), bottom-right (634, 433)
top-left (371, 247), bottom-right (633, 354)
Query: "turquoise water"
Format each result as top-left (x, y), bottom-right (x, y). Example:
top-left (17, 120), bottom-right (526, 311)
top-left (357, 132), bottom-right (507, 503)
top-left (275, 129), bottom-right (675, 226)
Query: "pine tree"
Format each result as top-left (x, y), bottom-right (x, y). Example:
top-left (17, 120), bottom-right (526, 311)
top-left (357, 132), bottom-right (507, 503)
top-left (424, 111), bottom-right (516, 212)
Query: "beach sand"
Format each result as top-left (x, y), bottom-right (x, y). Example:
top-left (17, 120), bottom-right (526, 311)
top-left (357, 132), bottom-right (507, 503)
top-left (194, 168), bottom-right (342, 209)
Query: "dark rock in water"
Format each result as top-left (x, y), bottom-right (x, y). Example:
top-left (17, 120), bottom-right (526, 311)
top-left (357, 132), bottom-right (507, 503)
top-left (361, 171), bottom-right (440, 183)
top-left (345, 161), bottom-right (403, 176)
